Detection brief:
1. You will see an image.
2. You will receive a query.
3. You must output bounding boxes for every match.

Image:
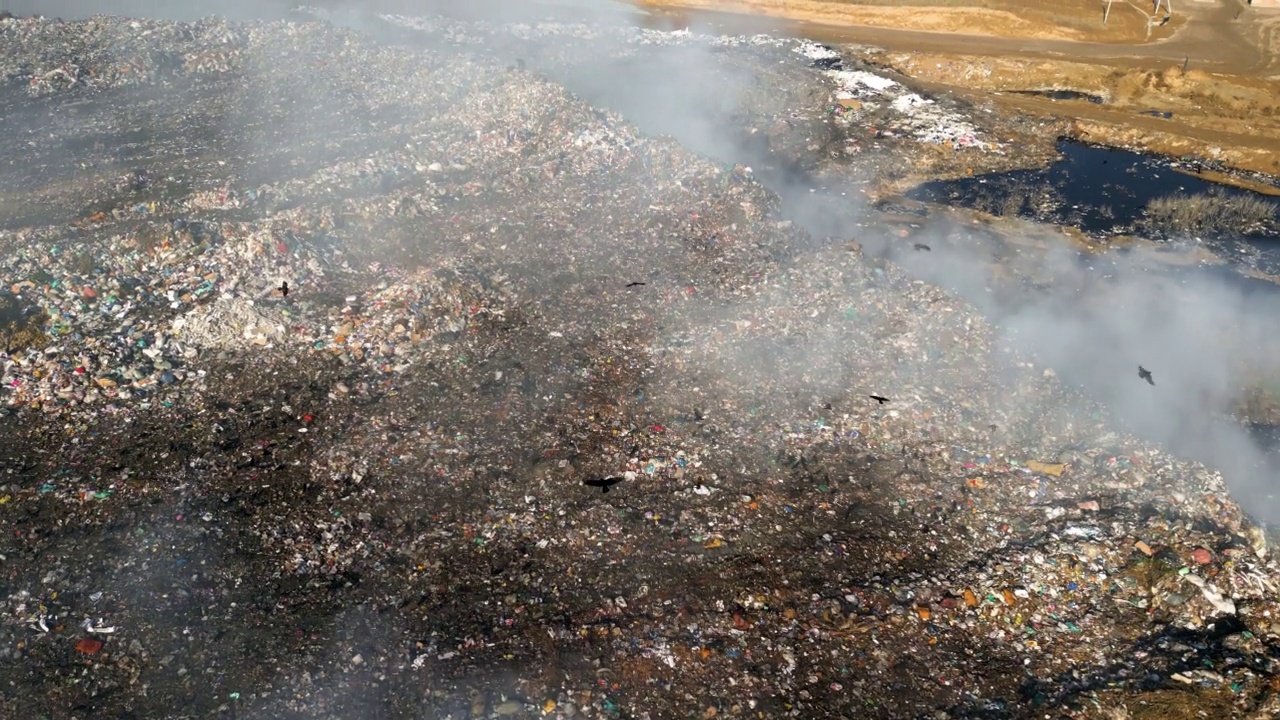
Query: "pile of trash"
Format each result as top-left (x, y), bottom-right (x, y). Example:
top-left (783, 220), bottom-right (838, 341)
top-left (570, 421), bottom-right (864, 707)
top-left (814, 48), bottom-right (996, 151)
top-left (0, 10), bottom-right (1276, 720)
top-left (0, 13), bottom-right (247, 95)
top-left (373, 12), bottom-right (1004, 171)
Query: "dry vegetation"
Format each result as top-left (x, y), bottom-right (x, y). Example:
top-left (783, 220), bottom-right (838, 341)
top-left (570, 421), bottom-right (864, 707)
top-left (1142, 191), bottom-right (1277, 236)
top-left (1236, 382), bottom-right (1280, 426)
top-left (961, 175), bottom-right (1044, 220)
top-left (873, 52), bottom-right (1280, 175)
top-left (0, 292), bottom-right (48, 353)
top-left (1087, 688), bottom-right (1245, 720)
top-left (1099, 705), bottom-right (1130, 720)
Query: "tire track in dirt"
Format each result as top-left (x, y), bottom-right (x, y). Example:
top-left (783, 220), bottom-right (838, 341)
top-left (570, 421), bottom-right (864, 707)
top-left (1255, 15), bottom-right (1280, 75)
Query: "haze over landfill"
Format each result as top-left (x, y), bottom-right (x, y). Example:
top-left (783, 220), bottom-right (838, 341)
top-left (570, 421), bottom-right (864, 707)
top-left (1, 1), bottom-right (1280, 719)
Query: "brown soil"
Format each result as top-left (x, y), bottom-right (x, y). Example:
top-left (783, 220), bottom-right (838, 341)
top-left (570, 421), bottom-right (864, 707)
top-left (634, 0), bottom-right (1280, 176)
top-left (875, 53), bottom-right (1280, 175)
top-left (637, 0), bottom-right (1182, 43)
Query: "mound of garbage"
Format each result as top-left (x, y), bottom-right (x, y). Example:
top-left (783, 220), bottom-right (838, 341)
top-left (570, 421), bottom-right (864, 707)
top-left (0, 12), bottom-right (1277, 720)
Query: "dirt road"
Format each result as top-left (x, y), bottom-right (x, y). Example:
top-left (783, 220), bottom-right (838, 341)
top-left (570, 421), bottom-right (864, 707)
top-left (635, 0), bottom-right (1280, 174)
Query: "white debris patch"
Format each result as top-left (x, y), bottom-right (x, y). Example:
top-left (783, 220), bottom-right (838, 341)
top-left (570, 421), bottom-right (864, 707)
top-left (709, 33), bottom-right (785, 49)
top-left (891, 93), bottom-right (930, 112)
top-left (175, 298), bottom-right (289, 350)
top-left (828, 69), bottom-right (899, 96)
top-left (828, 69), bottom-right (996, 151)
top-left (508, 22), bottom-right (606, 42)
top-left (890, 93), bottom-right (994, 150)
top-left (793, 40), bottom-right (840, 61)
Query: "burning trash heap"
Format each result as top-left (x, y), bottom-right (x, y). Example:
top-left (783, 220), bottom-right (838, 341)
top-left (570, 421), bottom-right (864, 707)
top-left (0, 11), bottom-right (1277, 720)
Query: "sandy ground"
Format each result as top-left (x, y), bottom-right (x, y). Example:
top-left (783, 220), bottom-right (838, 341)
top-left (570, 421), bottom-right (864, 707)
top-left (634, 0), bottom-right (1280, 175)
top-left (639, 0), bottom-right (1185, 42)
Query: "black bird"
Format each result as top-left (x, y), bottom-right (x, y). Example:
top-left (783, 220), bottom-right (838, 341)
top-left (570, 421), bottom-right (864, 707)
top-left (626, 281), bottom-right (646, 288)
top-left (913, 243), bottom-right (932, 252)
top-left (279, 281), bottom-right (289, 297)
top-left (129, 168), bottom-right (150, 192)
top-left (1138, 366), bottom-right (1155, 386)
top-left (584, 476), bottom-right (623, 494)
top-left (869, 395), bottom-right (891, 405)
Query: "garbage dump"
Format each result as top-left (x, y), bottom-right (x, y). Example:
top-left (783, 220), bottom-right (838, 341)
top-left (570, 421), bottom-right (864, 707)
top-left (0, 10), bottom-right (1278, 720)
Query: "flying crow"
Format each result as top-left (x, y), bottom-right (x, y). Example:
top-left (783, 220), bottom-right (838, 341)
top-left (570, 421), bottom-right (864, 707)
top-left (584, 476), bottom-right (623, 494)
top-left (869, 395), bottom-right (891, 404)
top-left (279, 281), bottom-right (289, 297)
top-left (1138, 366), bottom-right (1155, 386)
top-left (626, 281), bottom-right (646, 288)
top-left (913, 243), bottom-right (932, 252)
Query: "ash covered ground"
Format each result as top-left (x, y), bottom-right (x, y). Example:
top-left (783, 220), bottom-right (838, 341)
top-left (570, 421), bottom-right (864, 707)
top-left (1, 6), bottom-right (1280, 720)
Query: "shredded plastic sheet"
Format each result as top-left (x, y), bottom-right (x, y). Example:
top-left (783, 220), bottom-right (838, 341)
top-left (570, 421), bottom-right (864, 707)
top-left (793, 39), bottom-right (840, 61)
top-left (829, 69), bottom-right (900, 94)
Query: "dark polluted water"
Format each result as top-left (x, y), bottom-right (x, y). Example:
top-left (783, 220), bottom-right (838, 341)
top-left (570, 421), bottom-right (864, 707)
top-left (1007, 89), bottom-right (1105, 104)
top-left (898, 142), bottom-right (1280, 523)
top-left (907, 139), bottom-right (1280, 273)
